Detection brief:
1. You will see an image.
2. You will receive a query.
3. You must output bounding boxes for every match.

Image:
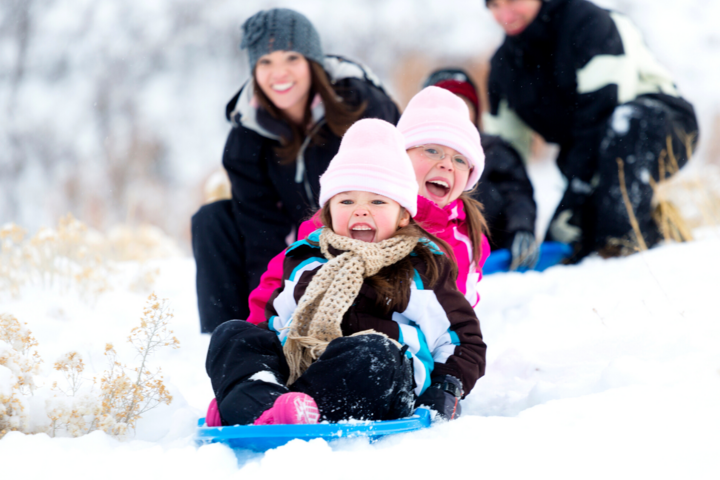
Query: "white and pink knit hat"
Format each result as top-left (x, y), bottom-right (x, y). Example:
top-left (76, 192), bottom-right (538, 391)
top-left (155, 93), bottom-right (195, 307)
top-left (319, 118), bottom-right (419, 216)
top-left (397, 86), bottom-right (485, 191)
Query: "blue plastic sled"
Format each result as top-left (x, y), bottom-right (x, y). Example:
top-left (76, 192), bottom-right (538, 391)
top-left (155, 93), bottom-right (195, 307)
top-left (195, 408), bottom-right (432, 452)
top-left (483, 241), bottom-right (572, 275)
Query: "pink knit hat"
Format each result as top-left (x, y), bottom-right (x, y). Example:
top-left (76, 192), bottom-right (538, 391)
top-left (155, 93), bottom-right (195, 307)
top-left (319, 118), bottom-right (418, 216)
top-left (397, 86), bottom-right (485, 191)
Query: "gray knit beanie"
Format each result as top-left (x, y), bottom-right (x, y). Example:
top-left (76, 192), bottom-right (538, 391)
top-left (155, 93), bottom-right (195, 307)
top-left (240, 8), bottom-right (324, 70)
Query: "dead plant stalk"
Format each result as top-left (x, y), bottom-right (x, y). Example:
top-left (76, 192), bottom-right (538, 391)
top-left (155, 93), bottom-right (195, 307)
top-left (616, 158), bottom-right (648, 251)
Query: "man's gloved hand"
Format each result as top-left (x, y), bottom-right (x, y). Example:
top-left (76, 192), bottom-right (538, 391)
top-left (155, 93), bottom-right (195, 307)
top-left (548, 209), bottom-right (582, 244)
top-left (509, 231), bottom-right (539, 271)
top-left (416, 375), bottom-right (463, 421)
top-left (547, 181), bottom-right (593, 245)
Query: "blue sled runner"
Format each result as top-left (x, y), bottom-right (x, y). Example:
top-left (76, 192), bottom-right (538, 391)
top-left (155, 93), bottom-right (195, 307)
top-left (196, 408), bottom-right (432, 452)
top-left (483, 241), bottom-right (572, 275)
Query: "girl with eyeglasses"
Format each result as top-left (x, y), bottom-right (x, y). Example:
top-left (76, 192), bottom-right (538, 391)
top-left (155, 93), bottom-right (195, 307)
top-left (397, 86), bottom-right (491, 309)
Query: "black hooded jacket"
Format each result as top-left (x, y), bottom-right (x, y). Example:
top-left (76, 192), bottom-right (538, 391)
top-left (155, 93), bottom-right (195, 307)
top-left (222, 56), bottom-right (400, 290)
top-left (473, 133), bottom-right (536, 248)
top-left (486, 0), bottom-right (696, 184)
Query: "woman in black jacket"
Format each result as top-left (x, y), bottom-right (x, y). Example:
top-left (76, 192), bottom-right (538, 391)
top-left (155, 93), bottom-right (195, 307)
top-left (192, 8), bottom-right (400, 333)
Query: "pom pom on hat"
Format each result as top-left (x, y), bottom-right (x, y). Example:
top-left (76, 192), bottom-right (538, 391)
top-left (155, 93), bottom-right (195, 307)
top-left (319, 119), bottom-right (419, 216)
top-left (397, 86), bottom-right (485, 191)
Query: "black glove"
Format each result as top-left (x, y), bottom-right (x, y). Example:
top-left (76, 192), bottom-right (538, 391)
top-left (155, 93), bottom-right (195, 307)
top-left (416, 375), bottom-right (463, 421)
top-left (509, 231), bottom-right (539, 271)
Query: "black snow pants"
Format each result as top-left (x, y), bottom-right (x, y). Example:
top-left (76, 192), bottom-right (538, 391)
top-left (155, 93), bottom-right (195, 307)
top-left (206, 320), bottom-right (416, 426)
top-left (192, 200), bottom-right (251, 333)
top-left (547, 95), bottom-right (698, 260)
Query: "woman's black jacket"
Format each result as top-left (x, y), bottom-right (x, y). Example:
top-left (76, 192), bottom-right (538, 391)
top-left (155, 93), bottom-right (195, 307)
top-left (222, 56), bottom-right (401, 290)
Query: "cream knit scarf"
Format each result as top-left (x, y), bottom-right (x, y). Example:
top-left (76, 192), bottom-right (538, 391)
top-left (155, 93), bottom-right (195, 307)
top-left (283, 227), bottom-right (418, 384)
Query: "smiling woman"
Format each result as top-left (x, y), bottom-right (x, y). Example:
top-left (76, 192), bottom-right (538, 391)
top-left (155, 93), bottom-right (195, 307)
top-left (191, 8), bottom-right (401, 333)
top-left (254, 51), bottom-right (312, 126)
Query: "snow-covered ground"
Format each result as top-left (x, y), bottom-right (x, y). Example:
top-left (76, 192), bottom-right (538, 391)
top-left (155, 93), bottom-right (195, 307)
top-left (3, 218), bottom-right (720, 478)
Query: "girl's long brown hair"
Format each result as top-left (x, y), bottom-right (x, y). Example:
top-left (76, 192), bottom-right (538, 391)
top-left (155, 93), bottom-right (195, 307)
top-left (253, 60), bottom-right (367, 163)
top-left (319, 204), bottom-right (458, 314)
top-left (457, 190), bottom-right (490, 264)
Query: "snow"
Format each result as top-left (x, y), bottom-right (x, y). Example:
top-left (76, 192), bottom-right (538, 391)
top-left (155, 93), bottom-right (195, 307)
top-left (249, 371), bottom-right (282, 386)
top-left (3, 227), bottom-right (720, 477)
top-left (611, 104), bottom-right (635, 135)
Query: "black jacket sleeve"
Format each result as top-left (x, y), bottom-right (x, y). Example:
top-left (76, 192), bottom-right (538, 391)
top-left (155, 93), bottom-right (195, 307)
top-left (426, 258), bottom-right (486, 397)
top-left (222, 126), bottom-right (293, 291)
top-left (558, 5), bottom-right (624, 184)
top-left (477, 134), bottom-right (537, 235)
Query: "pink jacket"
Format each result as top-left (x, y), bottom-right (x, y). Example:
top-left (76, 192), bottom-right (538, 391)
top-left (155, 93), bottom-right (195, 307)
top-left (246, 195), bottom-right (491, 324)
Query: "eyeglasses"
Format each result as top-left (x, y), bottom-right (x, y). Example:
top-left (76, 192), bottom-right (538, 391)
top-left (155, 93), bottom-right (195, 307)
top-left (410, 144), bottom-right (472, 171)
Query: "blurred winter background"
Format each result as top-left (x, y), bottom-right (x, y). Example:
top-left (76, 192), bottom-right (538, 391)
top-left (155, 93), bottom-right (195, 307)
top-left (2, 0), bottom-right (718, 248)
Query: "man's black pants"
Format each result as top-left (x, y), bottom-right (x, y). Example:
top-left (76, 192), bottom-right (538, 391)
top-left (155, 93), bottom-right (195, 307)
top-left (548, 96), bottom-right (698, 258)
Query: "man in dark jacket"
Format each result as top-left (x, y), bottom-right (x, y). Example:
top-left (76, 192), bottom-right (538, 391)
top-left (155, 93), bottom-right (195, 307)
top-left (484, 0), bottom-right (699, 261)
top-left (423, 68), bottom-right (538, 270)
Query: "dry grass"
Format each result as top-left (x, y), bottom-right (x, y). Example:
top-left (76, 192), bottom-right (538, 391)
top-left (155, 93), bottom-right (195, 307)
top-left (616, 157), bottom-right (649, 252)
top-left (652, 135), bottom-right (720, 234)
top-left (0, 214), bottom-right (180, 302)
top-left (610, 133), bottom-right (719, 256)
top-left (1, 294), bottom-right (179, 439)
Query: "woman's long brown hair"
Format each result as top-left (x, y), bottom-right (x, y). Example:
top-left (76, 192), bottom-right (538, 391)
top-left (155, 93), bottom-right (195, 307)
top-left (318, 204), bottom-right (458, 314)
top-left (253, 60), bottom-right (367, 163)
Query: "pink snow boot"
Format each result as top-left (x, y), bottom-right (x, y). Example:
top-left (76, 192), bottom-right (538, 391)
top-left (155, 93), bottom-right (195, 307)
top-left (206, 398), bottom-right (222, 427)
top-left (253, 392), bottom-right (320, 425)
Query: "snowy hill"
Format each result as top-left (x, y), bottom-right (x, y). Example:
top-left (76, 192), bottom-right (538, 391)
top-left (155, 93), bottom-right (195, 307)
top-left (3, 228), bottom-right (719, 478)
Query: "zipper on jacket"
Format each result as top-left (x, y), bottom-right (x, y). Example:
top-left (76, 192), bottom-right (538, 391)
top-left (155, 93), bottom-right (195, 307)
top-left (294, 120), bottom-right (325, 210)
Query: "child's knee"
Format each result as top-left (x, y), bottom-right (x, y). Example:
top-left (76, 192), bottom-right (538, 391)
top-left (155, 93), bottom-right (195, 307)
top-left (206, 320), bottom-right (288, 395)
top-left (210, 320), bottom-right (277, 352)
top-left (318, 334), bottom-right (409, 379)
top-left (208, 319), bottom-right (258, 356)
top-left (326, 334), bottom-right (401, 362)
top-left (212, 317), bottom-right (253, 336)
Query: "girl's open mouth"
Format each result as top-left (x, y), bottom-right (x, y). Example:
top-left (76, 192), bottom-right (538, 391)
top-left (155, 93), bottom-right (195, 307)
top-left (350, 224), bottom-right (375, 242)
top-left (426, 179), bottom-right (450, 199)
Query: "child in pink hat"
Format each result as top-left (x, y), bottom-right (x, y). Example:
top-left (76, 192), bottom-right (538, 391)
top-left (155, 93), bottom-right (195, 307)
top-left (398, 86), bottom-right (491, 309)
top-left (205, 119), bottom-right (485, 425)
